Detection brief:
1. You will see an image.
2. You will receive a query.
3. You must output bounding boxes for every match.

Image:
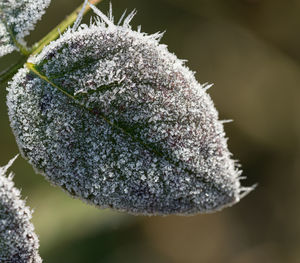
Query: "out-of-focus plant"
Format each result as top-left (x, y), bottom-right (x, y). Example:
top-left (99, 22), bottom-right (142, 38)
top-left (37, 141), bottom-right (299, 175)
top-left (0, 156), bottom-right (41, 263)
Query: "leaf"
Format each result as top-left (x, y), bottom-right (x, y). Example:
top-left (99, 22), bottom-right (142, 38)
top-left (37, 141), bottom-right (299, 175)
top-left (7, 6), bottom-right (253, 215)
top-left (0, 156), bottom-right (41, 263)
top-left (0, 0), bottom-right (51, 57)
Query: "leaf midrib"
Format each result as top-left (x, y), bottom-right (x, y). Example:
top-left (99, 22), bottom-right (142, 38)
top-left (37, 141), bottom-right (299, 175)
top-left (26, 62), bottom-right (166, 161)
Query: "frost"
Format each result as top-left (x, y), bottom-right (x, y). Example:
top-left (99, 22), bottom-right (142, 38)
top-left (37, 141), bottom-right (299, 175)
top-left (7, 5), bottom-right (253, 215)
top-left (0, 156), bottom-right (42, 263)
top-left (0, 0), bottom-right (51, 57)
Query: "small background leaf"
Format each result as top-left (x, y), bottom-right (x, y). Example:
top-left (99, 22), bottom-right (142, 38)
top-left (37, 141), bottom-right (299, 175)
top-left (0, 156), bottom-right (41, 263)
top-left (0, 0), bottom-right (51, 57)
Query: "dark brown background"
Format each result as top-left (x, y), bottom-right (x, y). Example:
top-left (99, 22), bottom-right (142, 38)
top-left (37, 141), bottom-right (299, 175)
top-left (0, 0), bottom-right (299, 262)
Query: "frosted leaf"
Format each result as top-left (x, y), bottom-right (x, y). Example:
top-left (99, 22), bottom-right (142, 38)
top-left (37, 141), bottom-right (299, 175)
top-left (7, 6), bottom-right (253, 215)
top-left (0, 0), bottom-right (51, 57)
top-left (0, 156), bottom-right (42, 263)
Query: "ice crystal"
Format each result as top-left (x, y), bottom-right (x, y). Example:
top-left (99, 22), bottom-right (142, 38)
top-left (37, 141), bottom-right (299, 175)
top-left (0, 0), bottom-right (51, 57)
top-left (0, 156), bottom-right (41, 263)
top-left (7, 4), bottom-right (252, 215)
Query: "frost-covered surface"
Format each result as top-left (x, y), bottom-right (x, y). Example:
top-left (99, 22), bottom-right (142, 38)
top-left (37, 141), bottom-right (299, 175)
top-left (7, 7), bottom-right (252, 215)
top-left (0, 0), bottom-right (51, 56)
top-left (0, 156), bottom-right (41, 263)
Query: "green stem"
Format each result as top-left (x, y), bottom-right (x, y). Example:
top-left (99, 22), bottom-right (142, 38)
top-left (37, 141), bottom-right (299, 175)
top-left (31, 0), bottom-right (103, 56)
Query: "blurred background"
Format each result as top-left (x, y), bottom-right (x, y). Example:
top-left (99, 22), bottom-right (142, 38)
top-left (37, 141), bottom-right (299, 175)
top-left (0, 0), bottom-right (299, 262)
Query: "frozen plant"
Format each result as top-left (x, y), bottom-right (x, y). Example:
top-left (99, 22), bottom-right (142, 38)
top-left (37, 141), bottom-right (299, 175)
top-left (3, 0), bottom-right (254, 216)
top-left (0, 0), bottom-right (255, 258)
top-left (6, 1), bottom-right (253, 215)
top-left (0, 156), bottom-right (41, 263)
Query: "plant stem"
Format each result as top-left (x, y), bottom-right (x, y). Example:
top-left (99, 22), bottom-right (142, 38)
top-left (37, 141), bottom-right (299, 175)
top-left (31, 0), bottom-right (103, 56)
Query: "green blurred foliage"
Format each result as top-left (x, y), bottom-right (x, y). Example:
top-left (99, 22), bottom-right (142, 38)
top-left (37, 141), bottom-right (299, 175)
top-left (1, 0), bottom-right (300, 262)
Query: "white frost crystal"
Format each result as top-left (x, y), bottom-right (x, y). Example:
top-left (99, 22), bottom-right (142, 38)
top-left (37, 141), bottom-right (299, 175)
top-left (7, 6), bottom-right (252, 215)
top-left (0, 0), bottom-right (51, 56)
top-left (0, 156), bottom-right (41, 262)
